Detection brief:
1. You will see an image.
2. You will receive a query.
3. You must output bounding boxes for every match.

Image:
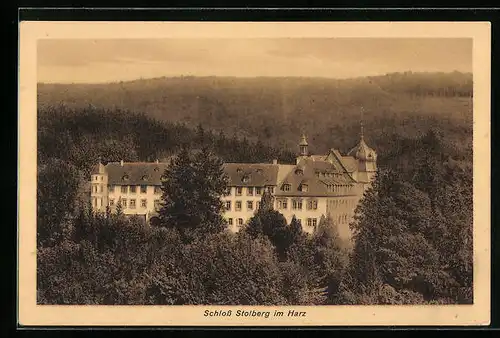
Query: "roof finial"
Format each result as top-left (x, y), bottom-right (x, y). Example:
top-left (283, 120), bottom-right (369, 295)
top-left (360, 106), bottom-right (365, 141)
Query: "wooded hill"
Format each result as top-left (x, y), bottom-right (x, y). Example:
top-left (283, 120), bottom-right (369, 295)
top-left (37, 71), bottom-right (473, 158)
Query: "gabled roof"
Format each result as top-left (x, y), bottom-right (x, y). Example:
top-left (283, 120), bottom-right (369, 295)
top-left (105, 162), bottom-right (169, 185)
top-left (223, 163), bottom-right (279, 187)
top-left (340, 156), bottom-right (358, 173)
top-left (274, 156), bottom-right (357, 197)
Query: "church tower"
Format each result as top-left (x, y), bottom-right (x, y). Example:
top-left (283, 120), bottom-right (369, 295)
top-left (348, 116), bottom-right (377, 186)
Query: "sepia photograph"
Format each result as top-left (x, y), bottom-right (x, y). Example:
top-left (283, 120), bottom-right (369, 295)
top-left (18, 21), bottom-right (491, 326)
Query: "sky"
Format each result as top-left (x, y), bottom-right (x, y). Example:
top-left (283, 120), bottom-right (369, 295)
top-left (37, 38), bottom-right (472, 84)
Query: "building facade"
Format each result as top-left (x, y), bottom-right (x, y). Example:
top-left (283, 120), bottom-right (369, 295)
top-left (90, 133), bottom-right (377, 242)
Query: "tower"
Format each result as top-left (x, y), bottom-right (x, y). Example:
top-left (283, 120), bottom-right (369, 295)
top-left (90, 157), bottom-right (109, 212)
top-left (348, 110), bottom-right (377, 187)
top-left (299, 133), bottom-right (308, 156)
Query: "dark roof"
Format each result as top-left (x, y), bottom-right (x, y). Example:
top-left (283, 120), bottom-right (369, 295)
top-left (275, 157), bottom-right (357, 197)
top-left (223, 163), bottom-right (279, 187)
top-left (105, 162), bottom-right (169, 185)
top-left (90, 164), bottom-right (101, 174)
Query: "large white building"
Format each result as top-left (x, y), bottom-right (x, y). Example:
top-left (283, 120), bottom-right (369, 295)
top-left (90, 132), bottom-right (377, 242)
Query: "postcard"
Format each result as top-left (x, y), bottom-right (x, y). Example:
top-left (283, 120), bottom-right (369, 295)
top-left (18, 20), bottom-right (491, 326)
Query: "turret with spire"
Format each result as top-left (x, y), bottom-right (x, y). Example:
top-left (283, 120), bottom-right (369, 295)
top-left (347, 108), bottom-right (377, 184)
top-left (297, 133), bottom-right (310, 164)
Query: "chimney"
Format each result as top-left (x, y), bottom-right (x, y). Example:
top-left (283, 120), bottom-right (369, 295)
top-left (120, 160), bottom-right (124, 167)
top-left (272, 159), bottom-right (278, 165)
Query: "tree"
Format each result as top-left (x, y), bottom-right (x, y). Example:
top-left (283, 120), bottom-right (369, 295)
top-left (158, 145), bottom-right (229, 242)
top-left (37, 158), bottom-right (82, 248)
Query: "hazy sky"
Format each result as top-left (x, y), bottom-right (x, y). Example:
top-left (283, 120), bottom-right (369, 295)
top-left (37, 38), bottom-right (472, 84)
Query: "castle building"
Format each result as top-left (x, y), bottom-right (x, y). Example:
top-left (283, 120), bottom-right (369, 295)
top-left (90, 132), bottom-right (377, 242)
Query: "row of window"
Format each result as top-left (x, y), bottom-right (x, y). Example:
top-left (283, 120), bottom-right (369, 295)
top-left (328, 199), bottom-right (356, 209)
top-left (224, 198), bottom-right (318, 212)
top-left (109, 185), bottom-right (162, 194)
top-left (225, 200), bottom-right (261, 212)
top-left (227, 186), bottom-right (275, 196)
top-left (109, 198), bottom-right (161, 210)
top-left (225, 217), bottom-right (318, 227)
top-left (280, 183), bottom-right (309, 192)
top-left (326, 184), bottom-right (354, 193)
top-left (277, 198), bottom-right (318, 210)
top-left (227, 218), bottom-right (245, 226)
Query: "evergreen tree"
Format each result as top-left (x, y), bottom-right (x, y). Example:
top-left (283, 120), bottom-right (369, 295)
top-left (158, 145), bottom-right (229, 241)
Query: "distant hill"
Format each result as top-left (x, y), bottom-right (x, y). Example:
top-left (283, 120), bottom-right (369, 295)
top-left (37, 72), bottom-right (473, 157)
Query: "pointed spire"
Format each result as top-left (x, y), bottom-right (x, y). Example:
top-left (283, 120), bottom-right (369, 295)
top-left (360, 106), bottom-right (365, 141)
top-left (299, 133), bottom-right (308, 146)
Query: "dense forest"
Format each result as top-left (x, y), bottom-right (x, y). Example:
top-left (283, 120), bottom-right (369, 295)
top-left (38, 72), bottom-right (473, 155)
top-left (36, 72), bottom-right (473, 305)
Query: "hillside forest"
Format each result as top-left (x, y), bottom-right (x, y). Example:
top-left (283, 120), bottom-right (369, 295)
top-left (36, 72), bottom-right (473, 305)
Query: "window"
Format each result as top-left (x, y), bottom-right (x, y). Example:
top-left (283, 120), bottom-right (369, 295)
top-left (301, 184), bottom-right (308, 192)
top-left (255, 187), bottom-right (262, 195)
top-left (307, 199), bottom-right (318, 210)
top-left (130, 199), bottom-right (136, 209)
top-left (235, 201), bottom-right (242, 211)
top-left (122, 199), bottom-right (127, 208)
top-left (108, 185), bottom-right (114, 193)
top-left (295, 169), bottom-right (303, 175)
top-left (93, 197), bottom-right (97, 207)
top-left (278, 199), bottom-right (288, 210)
top-left (141, 199), bottom-right (147, 208)
top-left (282, 184), bottom-right (291, 192)
top-left (236, 187), bottom-right (242, 196)
top-left (100, 184), bottom-right (104, 193)
top-left (160, 175), bottom-right (167, 181)
top-left (121, 186), bottom-right (128, 194)
top-left (154, 199), bottom-right (160, 210)
top-left (130, 185), bottom-right (137, 194)
top-left (141, 175), bottom-right (148, 181)
top-left (225, 201), bottom-right (231, 211)
top-left (109, 199), bottom-right (115, 207)
top-left (122, 175), bottom-right (129, 181)
top-left (154, 186), bottom-right (162, 194)
top-left (307, 218), bottom-right (312, 227)
top-left (267, 186), bottom-right (275, 194)
top-left (242, 176), bottom-right (249, 183)
top-left (312, 218), bottom-right (317, 227)
top-left (247, 201), bottom-right (253, 210)
top-left (292, 199), bottom-right (303, 210)
top-left (256, 201), bottom-right (261, 210)
top-left (140, 185), bottom-right (147, 194)
top-left (228, 218), bottom-right (233, 225)
top-left (237, 218), bottom-right (244, 226)
top-left (247, 187), bottom-right (254, 196)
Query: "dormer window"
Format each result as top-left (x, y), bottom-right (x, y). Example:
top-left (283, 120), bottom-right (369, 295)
top-left (242, 175), bottom-right (249, 183)
top-left (122, 174), bottom-right (129, 181)
top-left (295, 169), bottom-right (304, 176)
top-left (141, 175), bottom-right (149, 181)
top-left (300, 184), bottom-right (309, 192)
top-left (282, 184), bottom-right (291, 192)
top-left (256, 169), bottom-right (263, 174)
top-left (236, 168), bottom-right (243, 173)
top-left (154, 167), bottom-right (159, 172)
top-left (160, 175), bottom-right (167, 181)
